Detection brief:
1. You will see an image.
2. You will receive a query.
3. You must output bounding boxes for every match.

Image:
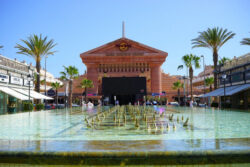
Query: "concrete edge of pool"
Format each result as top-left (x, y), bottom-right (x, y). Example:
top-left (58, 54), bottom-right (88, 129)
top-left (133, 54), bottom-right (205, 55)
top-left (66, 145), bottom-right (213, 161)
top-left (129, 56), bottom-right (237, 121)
top-left (0, 150), bottom-right (250, 165)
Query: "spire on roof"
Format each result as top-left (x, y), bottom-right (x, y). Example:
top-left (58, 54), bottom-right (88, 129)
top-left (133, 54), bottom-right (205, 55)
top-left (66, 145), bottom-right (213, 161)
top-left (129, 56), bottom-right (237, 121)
top-left (122, 21), bottom-right (125, 38)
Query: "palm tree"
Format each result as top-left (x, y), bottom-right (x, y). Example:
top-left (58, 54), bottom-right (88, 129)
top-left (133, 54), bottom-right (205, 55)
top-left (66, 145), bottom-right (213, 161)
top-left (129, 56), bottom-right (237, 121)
top-left (241, 37), bottom-right (250, 45)
top-left (178, 54), bottom-right (200, 100)
top-left (60, 66), bottom-right (79, 107)
top-left (205, 77), bottom-right (214, 92)
top-left (79, 78), bottom-right (94, 103)
top-left (51, 82), bottom-right (63, 108)
top-left (219, 57), bottom-right (230, 65)
top-left (172, 80), bottom-right (183, 104)
top-left (15, 34), bottom-right (57, 95)
top-left (192, 27), bottom-right (235, 89)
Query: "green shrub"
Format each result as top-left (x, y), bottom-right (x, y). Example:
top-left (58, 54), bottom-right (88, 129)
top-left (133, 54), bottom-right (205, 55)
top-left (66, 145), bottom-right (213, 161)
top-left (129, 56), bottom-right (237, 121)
top-left (36, 103), bottom-right (44, 111)
top-left (23, 102), bottom-right (33, 111)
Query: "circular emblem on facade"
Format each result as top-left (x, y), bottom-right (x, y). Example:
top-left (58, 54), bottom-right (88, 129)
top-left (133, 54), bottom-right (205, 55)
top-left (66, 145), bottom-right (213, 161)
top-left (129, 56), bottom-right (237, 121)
top-left (119, 42), bottom-right (129, 51)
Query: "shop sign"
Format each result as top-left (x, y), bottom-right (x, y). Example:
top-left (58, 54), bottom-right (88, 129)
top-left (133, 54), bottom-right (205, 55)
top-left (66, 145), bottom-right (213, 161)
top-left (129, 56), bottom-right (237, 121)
top-left (152, 93), bottom-right (160, 96)
top-left (47, 89), bottom-right (55, 96)
top-left (0, 74), bottom-right (9, 83)
top-left (23, 79), bottom-right (33, 87)
top-left (10, 76), bottom-right (23, 85)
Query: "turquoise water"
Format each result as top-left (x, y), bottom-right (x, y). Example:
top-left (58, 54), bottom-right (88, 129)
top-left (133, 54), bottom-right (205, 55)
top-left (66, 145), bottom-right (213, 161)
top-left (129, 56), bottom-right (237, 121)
top-left (0, 106), bottom-right (249, 141)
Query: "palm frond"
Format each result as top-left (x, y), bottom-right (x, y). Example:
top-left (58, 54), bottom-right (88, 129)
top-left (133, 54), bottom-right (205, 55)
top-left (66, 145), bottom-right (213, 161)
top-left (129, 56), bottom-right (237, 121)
top-left (241, 37), bottom-right (250, 45)
top-left (177, 65), bottom-right (183, 70)
top-left (192, 27), bottom-right (235, 51)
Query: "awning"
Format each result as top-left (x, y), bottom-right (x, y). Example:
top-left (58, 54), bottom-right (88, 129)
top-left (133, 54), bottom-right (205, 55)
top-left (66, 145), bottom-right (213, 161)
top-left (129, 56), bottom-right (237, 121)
top-left (203, 88), bottom-right (225, 97)
top-left (0, 86), bottom-right (31, 100)
top-left (203, 84), bottom-right (250, 97)
top-left (13, 88), bottom-right (53, 100)
top-left (226, 84), bottom-right (250, 96)
top-left (30, 90), bottom-right (53, 100)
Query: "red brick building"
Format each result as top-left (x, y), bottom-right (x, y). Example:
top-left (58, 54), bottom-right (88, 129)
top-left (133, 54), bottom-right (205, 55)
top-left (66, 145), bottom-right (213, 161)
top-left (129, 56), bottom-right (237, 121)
top-left (58, 37), bottom-right (187, 104)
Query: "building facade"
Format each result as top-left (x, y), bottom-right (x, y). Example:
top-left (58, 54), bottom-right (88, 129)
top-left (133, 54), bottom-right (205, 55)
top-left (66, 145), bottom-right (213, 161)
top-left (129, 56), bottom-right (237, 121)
top-left (80, 37), bottom-right (167, 104)
top-left (0, 55), bottom-right (52, 113)
top-left (0, 55), bottom-right (35, 113)
top-left (193, 65), bottom-right (214, 94)
top-left (218, 53), bottom-right (250, 109)
top-left (204, 53), bottom-right (250, 109)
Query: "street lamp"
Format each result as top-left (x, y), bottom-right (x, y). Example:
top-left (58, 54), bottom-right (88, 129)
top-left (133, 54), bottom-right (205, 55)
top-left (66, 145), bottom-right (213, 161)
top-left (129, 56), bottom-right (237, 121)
top-left (44, 56), bottom-right (48, 106)
top-left (222, 74), bottom-right (227, 108)
top-left (27, 66), bottom-right (33, 102)
top-left (201, 55), bottom-right (205, 95)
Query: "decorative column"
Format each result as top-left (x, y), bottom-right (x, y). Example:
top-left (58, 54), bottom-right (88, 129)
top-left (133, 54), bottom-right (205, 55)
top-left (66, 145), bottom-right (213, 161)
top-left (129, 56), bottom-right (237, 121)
top-left (87, 64), bottom-right (98, 94)
top-left (151, 64), bottom-right (162, 94)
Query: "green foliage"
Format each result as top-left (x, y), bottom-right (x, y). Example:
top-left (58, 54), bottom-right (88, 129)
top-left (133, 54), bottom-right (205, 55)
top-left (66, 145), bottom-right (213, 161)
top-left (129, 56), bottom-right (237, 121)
top-left (205, 77), bottom-right (214, 86)
top-left (192, 27), bottom-right (235, 89)
top-left (79, 78), bottom-right (94, 89)
top-left (73, 98), bottom-right (80, 104)
top-left (219, 57), bottom-right (230, 65)
top-left (51, 82), bottom-right (63, 89)
top-left (60, 65), bottom-right (79, 107)
top-left (192, 27), bottom-right (235, 50)
top-left (15, 34), bottom-right (57, 96)
top-left (23, 102), bottom-right (33, 111)
top-left (172, 80), bottom-right (183, 90)
top-left (36, 103), bottom-right (44, 111)
top-left (241, 37), bottom-right (250, 46)
top-left (15, 34), bottom-right (57, 62)
top-left (181, 54), bottom-right (200, 70)
top-left (60, 66), bottom-right (79, 81)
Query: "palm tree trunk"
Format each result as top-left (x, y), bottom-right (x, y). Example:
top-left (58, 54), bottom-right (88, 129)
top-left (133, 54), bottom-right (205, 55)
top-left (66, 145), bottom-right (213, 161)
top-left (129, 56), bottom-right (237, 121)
top-left (189, 67), bottom-right (193, 100)
top-left (213, 50), bottom-right (218, 89)
top-left (68, 79), bottom-right (73, 107)
top-left (56, 89), bottom-right (58, 108)
top-left (35, 59), bottom-right (41, 104)
top-left (85, 87), bottom-right (87, 102)
top-left (210, 85), bottom-right (212, 92)
top-left (178, 89), bottom-right (180, 105)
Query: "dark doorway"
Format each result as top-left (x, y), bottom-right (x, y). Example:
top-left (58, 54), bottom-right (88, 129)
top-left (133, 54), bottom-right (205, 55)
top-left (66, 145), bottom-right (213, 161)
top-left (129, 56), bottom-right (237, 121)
top-left (102, 77), bottom-right (146, 105)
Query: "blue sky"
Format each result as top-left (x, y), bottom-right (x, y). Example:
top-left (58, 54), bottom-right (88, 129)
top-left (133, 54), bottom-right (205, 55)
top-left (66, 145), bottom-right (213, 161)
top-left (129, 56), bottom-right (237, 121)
top-left (0, 0), bottom-right (249, 77)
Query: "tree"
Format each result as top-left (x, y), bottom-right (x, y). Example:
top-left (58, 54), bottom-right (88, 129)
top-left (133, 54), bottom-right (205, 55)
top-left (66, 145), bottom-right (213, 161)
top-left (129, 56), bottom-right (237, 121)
top-left (205, 77), bottom-right (214, 92)
top-left (241, 37), bottom-right (250, 46)
top-left (79, 78), bottom-right (94, 103)
top-left (15, 34), bottom-right (57, 96)
top-left (60, 66), bottom-right (79, 107)
top-left (172, 80), bottom-right (183, 104)
top-left (219, 57), bottom-right (230, 65)
top-left (51, 82), bottom-right (63, 108)
top-left (178, 54), bottom-right (200, 100)
top-left (192, 27), bottom-right (235, 89)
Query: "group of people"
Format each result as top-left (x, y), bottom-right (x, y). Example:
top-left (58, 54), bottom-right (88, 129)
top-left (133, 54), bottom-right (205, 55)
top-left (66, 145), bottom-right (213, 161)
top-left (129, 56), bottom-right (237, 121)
top-left (82, 101), bottom-right (94, 108)
top-left (82, 99), bottom-right (102, 108)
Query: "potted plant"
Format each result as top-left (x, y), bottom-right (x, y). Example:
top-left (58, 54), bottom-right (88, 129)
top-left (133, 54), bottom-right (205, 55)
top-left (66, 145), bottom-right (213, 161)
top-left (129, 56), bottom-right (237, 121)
top-left (8, 101), bottom-right (16, 113)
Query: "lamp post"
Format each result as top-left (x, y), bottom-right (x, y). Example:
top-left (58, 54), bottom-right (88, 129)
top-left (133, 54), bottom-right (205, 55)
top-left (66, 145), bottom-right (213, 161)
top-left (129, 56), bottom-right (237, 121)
top-left (222, 74), bottom-right (227, 108)
top-left (201, 55), bottom-right (205, 95)
top-left (44, 56), bottom-right (48, 106)
top-left (27, 66), bottom-right (33, 102)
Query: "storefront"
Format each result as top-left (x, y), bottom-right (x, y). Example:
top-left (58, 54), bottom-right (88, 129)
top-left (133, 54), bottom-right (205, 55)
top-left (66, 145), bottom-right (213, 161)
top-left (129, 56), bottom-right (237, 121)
top-left (0, 55), bottom-right (52, 114)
